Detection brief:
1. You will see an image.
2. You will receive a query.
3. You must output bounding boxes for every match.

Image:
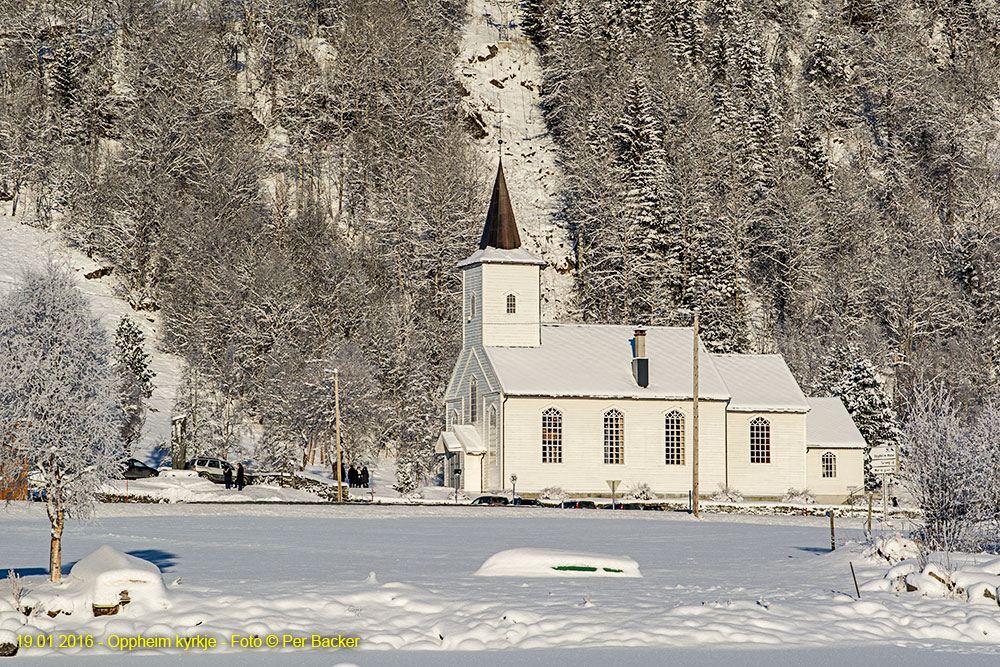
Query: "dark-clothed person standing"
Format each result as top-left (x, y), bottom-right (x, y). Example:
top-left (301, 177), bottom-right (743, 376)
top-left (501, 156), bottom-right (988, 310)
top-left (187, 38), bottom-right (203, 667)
top-left (224, 466), bottom-right (233, 489)
top-left (361, 466), bottom-right (370, 488)
top-left (236, 463), bottom-right (246, 491)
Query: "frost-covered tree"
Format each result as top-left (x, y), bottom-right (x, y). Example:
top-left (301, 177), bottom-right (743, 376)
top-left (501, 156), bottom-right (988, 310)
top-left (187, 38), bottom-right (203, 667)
top-left (815, 345), bottom-right (900, 489)
top-left (899, 385), bottom-right (987, 551)
top-left (0, 263), bottom-right (124, 582)
top-left (113, 315), bottom-right (155, 453)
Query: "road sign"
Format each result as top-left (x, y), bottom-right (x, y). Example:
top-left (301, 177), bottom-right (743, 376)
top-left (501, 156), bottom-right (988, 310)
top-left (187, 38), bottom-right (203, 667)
top-left (870, 446), bottom-right (897, 475)
top-left (606, 480), bottom-right (620, 492)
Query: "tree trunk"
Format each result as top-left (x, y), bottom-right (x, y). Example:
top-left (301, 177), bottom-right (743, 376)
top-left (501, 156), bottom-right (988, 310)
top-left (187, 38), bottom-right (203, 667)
top-left (48, 503), bottom-right (65, 583)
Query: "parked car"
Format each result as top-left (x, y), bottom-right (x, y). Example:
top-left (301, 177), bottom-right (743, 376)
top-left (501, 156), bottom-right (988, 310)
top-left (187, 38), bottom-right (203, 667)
top-left (470, 495), bottom-right (509, 506)
top-left (600, 502), bottom-right (644, 510)
top-left (186, 457), bottom-right (254, 484)
top-left (122, 459), bottom-right (159, 480)
top-left (558, 500), bottom-right (597, 509)
top-left (512, 497), bottom-right (542, 506)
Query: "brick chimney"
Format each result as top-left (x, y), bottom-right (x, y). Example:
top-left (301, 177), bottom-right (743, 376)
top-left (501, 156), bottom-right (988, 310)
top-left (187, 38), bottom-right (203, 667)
top-left (632, 329), bottom-right (648, 388)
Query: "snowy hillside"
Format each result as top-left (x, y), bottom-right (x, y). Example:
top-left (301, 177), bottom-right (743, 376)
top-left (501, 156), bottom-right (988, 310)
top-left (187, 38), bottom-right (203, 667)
top-left (0, 218), bottom-right (183, 465)
top-left (456, 0), bottom-right (575, 321)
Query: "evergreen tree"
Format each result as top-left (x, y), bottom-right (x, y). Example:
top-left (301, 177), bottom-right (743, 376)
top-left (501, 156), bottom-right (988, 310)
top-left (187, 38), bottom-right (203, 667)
top-left (610, 72), bottom-right (666, 323)
top-left (114, 315), bottom-right (155, 453)
top-left (815, 345), bottom-right (900, 489)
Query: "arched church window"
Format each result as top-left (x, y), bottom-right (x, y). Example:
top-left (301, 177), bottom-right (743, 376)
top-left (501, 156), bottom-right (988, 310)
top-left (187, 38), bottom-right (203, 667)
top-left (604, 409), bottom-right (624, 464)
top-left (506, 293), bottom-right (516, 314)
top-left (542, 408), bottom-right (562, 463)
top-left (469, 293), bottom-right (476, 321)
top-left (488, 406), bottom-right (498, 459)
top-left (469, 377), bottom-right (478, 423)
top-left (665, 410), bottom-right (685, 465)
top-left (822, 452), bottom-right (837, 478)
top-left (750, 417), bottom-right (770, 463)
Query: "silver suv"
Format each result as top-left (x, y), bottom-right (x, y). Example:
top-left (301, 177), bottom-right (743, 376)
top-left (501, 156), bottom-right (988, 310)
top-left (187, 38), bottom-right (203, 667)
top-left (186, 457), bottom-right (235, 484)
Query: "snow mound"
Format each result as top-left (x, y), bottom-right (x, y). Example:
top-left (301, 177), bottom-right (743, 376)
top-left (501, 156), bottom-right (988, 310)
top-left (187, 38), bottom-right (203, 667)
top-left (157, 469), bottom-right (198, 478)
top-left (871, 535), bottom-right (920, 563)
top-left (25, 546), bottom-right (170, 616)
top-left (475, 548), bottom-right (641, 578)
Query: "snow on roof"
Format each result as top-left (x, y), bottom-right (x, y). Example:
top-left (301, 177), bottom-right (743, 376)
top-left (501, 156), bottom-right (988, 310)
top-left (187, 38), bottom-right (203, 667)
top-left (712, 354), bottom-right (810, 413)
top-left (485, 324), bottom-right (731, 400)
top-left (456, 246), bottom-right (547, 268)
top-left (437, 425), bottom-right (486, 455)
top-left (805, 397), bottom-right (867, 449)
top-left (454, 425), bottom-right (486, 454)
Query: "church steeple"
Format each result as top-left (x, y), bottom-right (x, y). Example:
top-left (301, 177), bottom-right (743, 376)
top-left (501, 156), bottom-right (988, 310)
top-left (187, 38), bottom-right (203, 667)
top-left (479, 159), bottom-right (521, 250)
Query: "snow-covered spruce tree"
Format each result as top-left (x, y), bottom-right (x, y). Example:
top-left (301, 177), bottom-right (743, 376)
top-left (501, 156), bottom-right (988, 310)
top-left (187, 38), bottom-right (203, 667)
top-left (0, 263), bottom-right (124, 582)
top-left (815, 344), bottom-right (900, 489)
top-left (609, 72), bottom-right (666, 324)
top-left (113, 315), bottom-right (155, 453)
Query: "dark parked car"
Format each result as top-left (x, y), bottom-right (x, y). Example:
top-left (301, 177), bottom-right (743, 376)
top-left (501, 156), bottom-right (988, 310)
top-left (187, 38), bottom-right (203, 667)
top-left (600, 502), bottom-right (644, 510)
top-left (512, 497), bottom-right (542, 506)
top-left (558, 500), bottom-right (597, 509)
top-left (470, 495), bottom-right (509, 506)
top-left (122, 459), bottom-right (159, 480)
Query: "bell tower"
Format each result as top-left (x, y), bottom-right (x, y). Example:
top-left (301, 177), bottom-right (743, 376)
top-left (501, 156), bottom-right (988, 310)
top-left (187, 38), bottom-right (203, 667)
top-left (457, 159), bottom-right (544, 348)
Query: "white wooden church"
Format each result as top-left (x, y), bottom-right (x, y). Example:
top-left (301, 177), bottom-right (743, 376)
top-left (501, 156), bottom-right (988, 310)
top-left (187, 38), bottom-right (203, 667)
top-left (437, 162), bottom-right (865, 503)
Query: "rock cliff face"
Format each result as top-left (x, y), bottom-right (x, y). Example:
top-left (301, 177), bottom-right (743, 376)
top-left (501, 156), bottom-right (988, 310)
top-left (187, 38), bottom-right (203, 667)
top-left (455, 0), bottom-right (576, 322)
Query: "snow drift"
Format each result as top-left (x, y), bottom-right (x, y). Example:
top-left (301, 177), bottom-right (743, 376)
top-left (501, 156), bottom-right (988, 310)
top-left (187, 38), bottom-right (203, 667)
top-left (23, 545), bottom-right (170, 616)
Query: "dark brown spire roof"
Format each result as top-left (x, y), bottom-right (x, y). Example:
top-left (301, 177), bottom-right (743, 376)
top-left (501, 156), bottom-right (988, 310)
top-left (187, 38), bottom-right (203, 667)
top-left (479, 160), bottom-right (521, 250)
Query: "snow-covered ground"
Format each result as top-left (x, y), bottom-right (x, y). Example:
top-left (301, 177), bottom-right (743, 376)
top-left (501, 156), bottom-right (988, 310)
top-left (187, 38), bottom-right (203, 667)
top-left (457, 0), bottom-right (575, 320)
top-left (3, 504), bottom-right (1000, 665)
top-left (0, 219), bottom-right (185, 465)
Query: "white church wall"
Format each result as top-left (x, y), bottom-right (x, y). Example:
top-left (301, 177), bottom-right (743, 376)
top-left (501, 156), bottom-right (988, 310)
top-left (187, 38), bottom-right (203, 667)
top-left (725, 412), bottom-right (807, 497)
top-left (462, 266), bottom-right (483, 350)
top-left (806, 448), bottom-right (864, 503)
top-left (501, 397), bottom-right (729, 495)
top-left (481, 263), bottom-right (541, 347)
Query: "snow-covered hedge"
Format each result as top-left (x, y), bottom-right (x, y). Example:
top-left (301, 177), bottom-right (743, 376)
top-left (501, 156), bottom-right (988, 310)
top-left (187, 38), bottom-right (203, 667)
top-left (623, 482), bottom-right (655, 501)
top-left (712, 484), bottom-right (743, 503)
top-left (782, 488), bottom-right (816, 504)
top-left (539, 487), bottom-right (568, 502)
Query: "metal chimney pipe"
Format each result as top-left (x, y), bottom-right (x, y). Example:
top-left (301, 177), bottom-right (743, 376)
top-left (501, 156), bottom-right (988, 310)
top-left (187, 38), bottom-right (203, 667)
top-left (634, 329), bottom-right (646, 358)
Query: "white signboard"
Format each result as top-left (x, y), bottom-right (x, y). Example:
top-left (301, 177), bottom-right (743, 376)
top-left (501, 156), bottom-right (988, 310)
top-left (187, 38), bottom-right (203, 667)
top-left (870, 445), bottom-right (897, 475)
top-left (606, 480), bottom-right (621, 493)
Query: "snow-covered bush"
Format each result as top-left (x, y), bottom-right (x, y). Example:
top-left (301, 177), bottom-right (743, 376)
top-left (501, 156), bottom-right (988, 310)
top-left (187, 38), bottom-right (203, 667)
top-left (623, 482), bottom-right (655, 501)
top-left (899, 385), bottom-right (998, 552)
top-left (539, 486), bottom-right (568, 502)
top-left (782, 488), bottom-right (816, 504)
top-left (0, 263), bottom-right (125, 582)
top-left (712, 484), bottom-right (743, 503)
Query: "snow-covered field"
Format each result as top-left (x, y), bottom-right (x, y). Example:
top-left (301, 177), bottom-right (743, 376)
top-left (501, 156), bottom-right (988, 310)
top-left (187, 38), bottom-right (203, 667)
top-left (3, 504), bottom-right (1000, 665)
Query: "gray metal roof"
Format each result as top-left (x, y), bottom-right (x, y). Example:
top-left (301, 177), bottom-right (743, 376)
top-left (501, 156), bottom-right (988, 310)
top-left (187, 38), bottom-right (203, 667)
top-left (712, 354), bottom-right (810, 413)
top-left (484, 324), bottom-right (732, 400)
top-left (805, 397), bottom-right (867, 448)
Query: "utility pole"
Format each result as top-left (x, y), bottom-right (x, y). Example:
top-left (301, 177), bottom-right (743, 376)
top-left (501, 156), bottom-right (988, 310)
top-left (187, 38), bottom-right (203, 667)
top-left (692, 308), bottom-right (700, 519)
top-left (334, 368), bottom-right (343, 503)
